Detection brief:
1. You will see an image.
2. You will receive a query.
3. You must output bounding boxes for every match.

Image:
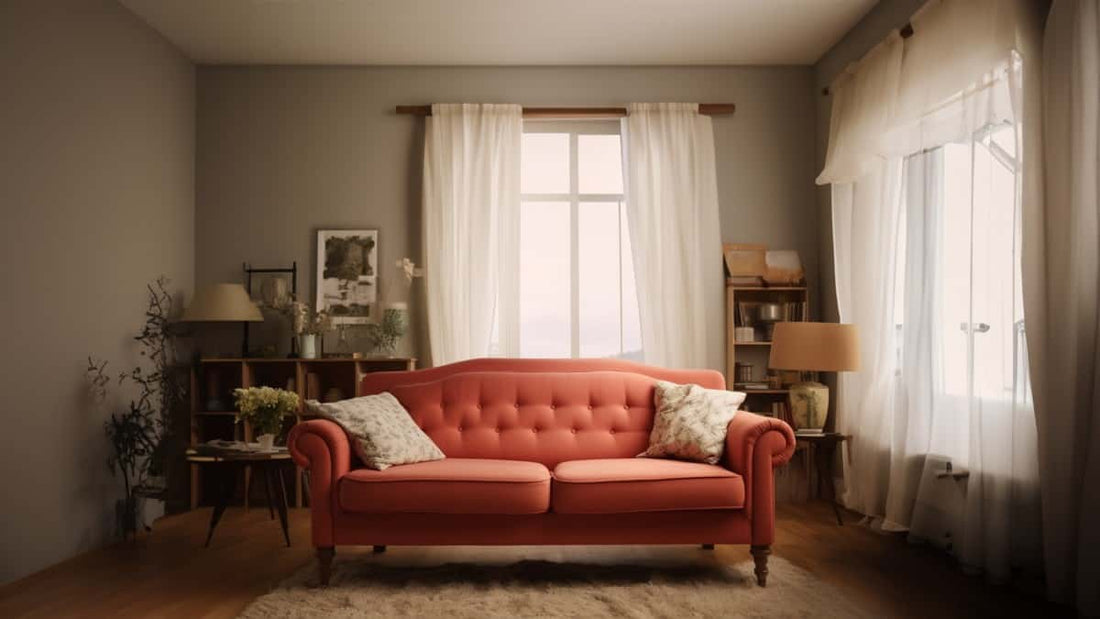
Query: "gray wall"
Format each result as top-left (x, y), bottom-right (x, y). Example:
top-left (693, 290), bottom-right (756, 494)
top-left (0, 0), bottom-right (194, 584)
top-left (196, 65), bottom-right (819, 368)
top-left (812, 0), bottom-right (931, 322)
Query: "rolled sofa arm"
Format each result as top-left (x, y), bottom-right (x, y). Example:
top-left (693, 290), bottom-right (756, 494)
top-left (288, 419), bottom-right (352, 547)
top-left (723, 412), bottom-right (796, 546)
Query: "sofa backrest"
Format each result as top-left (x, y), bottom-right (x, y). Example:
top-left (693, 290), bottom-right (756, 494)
top-left (359, 357), bottom-right (725, 395)
top-left (381, 366), bottom-right (723, 468)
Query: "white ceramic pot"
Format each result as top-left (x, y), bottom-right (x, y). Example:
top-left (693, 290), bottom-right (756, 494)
top-left (298, 334), bottom-right (318, 359)
top-left (257, 434), bottom-right (276, 451)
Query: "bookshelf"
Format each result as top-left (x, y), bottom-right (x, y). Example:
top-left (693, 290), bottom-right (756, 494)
top-left (725, 282), bottom-right (809, 421)
top-left (189, 356), bottom-right (415, 509)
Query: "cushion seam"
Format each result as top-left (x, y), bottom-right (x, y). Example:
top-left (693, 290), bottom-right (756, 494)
top-left (550, 503), bottom-right (745, 514)
top-left (552, 475), bottom-right (738, 484)
top-left (342, 477), bottom-right (550, 485)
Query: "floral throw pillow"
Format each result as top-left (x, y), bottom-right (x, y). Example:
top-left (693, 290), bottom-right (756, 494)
top-left (308, 393), bottom-right (444, 470)
top-left (639, 381), bottom-right (747, 464)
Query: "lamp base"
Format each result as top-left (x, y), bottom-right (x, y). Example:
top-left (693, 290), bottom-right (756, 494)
top-left (788, 381), bottom-right (829, 431)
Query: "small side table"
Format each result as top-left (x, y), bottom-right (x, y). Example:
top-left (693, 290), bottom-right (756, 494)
top-left (794, 433), bottom-right (849, 525)
top-left (185, 447), bottom-right (293, 547)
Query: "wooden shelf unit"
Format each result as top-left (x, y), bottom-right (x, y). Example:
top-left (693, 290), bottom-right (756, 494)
top-left (725, 281), bottom-right (810, 413)
top-left (189, 356), bottom-right (415, 510)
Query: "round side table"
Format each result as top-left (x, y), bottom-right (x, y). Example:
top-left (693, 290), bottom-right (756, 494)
top-left (186, 447), bottom-right (294, 547)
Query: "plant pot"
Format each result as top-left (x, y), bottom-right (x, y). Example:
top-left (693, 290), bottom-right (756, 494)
top-left (298, 334), bottom-right (318, 359)
top-left (257, 433), bottom-right (276, 451)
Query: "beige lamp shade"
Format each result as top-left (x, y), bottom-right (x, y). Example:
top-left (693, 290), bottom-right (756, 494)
top-left (768, 322), bottom-right (860, 372)
top-left (181, 283), bottom-right (263, 322)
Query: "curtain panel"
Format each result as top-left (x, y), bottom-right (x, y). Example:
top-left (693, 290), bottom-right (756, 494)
top-left (422, 103), bottom-right (522, 365)
top-left (820, 0), bottom-right (1046, 584)
top-left (622, 103), bottom-right (723, 370)
top-left (1032, 0), bottom-right (1100, 612)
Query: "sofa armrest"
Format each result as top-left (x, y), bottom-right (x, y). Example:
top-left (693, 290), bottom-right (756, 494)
top-left (723, 412), bottom-right (796, 546)
top-left (288, 419), bottom-right (352, 547)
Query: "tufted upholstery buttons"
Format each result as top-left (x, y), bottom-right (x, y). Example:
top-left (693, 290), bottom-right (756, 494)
top-left (571, 428), bottom-right (578, 434)
top-left (609, 428), bottom-right (617, 434)
top-left (532, 428), bottom-right (540, 434)
top-left (550, 404), bottom-right (556, 410)
top-left (458, 426), bottom-right (464, 432)
top-left (495, 427), bottom-right (502, 434)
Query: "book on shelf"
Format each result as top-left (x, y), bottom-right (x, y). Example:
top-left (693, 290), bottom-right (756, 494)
top-left (737, 382), bottom-right (772, 391)
top-left (795, 428), bottom-right (826, 437)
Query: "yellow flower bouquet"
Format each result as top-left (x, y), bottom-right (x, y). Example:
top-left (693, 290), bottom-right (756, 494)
top-left (233, 386), bottom-right (300, 443)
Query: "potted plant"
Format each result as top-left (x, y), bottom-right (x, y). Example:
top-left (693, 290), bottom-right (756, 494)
top-left (87, 276), bottom-right (187, 539)
top-left (288, 301), bottom-right (330, 359)
top-left (366, 303), bottom-right (408, 356)
top-left (233, 386), bottom-right (300, 450)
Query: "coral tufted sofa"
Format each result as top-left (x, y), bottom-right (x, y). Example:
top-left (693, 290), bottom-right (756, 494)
top-left (288, 358), bottom-right (795, 586)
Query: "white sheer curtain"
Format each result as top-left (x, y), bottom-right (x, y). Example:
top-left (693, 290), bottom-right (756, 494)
top-left (821, 0), bottom-right (1045, 581)
top-left (623, 103), bottom-right (723, 370)
top-left (422, 103), bottom-right (522, 365)
top-left (1029, 1), bottom-right (1100, 612)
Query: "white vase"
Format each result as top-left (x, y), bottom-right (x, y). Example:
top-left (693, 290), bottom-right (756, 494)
top-left (298, 334), bottom-right (318, 359)
top-left (257, 433), bottom-right (276, 451)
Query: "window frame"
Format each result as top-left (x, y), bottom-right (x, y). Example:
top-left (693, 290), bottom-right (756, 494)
top-left (520, 119), bottom-right (629, 358)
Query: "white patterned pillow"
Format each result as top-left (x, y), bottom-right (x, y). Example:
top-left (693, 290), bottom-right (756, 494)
top-left (639, 381), bottom-right (746, 464)
top-left (308, 393), bottom-right (445, 470)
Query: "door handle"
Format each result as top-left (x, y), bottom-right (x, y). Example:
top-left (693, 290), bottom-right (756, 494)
top-left (975, 323), bottom-right (991, 333)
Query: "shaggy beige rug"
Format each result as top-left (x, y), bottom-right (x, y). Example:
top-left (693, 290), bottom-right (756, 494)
top-left (240, 548), bottom-right (870, 618)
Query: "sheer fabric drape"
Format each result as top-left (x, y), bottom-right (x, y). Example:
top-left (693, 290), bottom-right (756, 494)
top-left (423, 103), bottom-right (522, 365)
top-left (622, 103), bottom-right (723, 370)
top-left (821, 0), bottom-right (1045, 581)
top-left (1029, 1), bottom-right (1100, 612)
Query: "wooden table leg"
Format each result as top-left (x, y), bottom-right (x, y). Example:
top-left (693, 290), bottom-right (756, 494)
top-left (243, 464), bottom-right (251, 511)
top-left (270, 463), bottom-right (291, 547)
top-left (814, 442), bottom-right (843, 525)
top-left (204, 463), bottom-right (237, 547)
top-left (260, 464), bottom-right (275, 520)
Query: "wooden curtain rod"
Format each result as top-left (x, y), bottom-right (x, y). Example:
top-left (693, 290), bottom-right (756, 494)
top-left (396, 104), bottom-right (735, 118)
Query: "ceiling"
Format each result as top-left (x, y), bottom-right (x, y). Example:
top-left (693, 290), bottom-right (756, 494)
top-left (120, 0), bottom-right (878, 66)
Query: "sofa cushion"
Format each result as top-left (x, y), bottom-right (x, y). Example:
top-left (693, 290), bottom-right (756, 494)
top-left (339, 458), bottom-right (550, 515)
top-left (551, 458), bottom-right (744, 514)
top-left (308, 393), bottom-right (445, 470)
top-left (639, 381), bottom-right (746, 464)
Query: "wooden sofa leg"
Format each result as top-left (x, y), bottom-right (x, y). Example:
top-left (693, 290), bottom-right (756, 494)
top-left (750, 545), bottom-right (771, 587)
top-left (373, 545), bottom-right (387, 554)
top-left (317, 547), bottom-right (334, 586)
top-left (701, 543), bottom-right (715, 550)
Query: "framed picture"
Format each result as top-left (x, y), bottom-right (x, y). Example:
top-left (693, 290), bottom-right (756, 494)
top-left (245, 263), bottom-right (297, 310)
top-left (316, 230), bottom-right (378, 325)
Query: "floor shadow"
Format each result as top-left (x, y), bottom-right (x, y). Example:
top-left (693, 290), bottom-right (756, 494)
top-left (334, 559), bottom-right (747, 589)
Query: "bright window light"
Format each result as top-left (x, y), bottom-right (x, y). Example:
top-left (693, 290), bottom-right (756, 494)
top-left (519, 122), bottom-right (641, 360)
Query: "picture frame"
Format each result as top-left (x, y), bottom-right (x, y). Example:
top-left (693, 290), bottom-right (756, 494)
top-left (316, 229), bottom-right (378, 325)
top-left (245, 262), bottom-right (297, 310)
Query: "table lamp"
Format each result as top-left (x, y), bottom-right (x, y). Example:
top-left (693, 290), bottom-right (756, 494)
top-left (182, 283), bottom-right (263, 357)
top-left (768, 322), bottom-right (860, 433)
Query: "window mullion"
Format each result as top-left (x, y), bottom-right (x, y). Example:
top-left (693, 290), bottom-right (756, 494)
top-left (570, 131), bottom-right (581, 358)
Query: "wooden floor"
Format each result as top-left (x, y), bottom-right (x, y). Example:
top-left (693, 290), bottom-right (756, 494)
top-left (0, 501), bottom-right (1065, 618)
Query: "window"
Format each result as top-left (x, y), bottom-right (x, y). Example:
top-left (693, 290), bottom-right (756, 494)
top-left (519, 121), bottom-right (642, 359)
top-left (894, 121), bottom-right (1028, 406)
